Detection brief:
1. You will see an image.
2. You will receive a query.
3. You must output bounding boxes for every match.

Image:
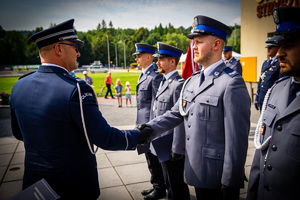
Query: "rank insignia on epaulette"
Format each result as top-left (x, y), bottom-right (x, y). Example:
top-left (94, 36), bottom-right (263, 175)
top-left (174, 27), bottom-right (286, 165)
top-left (261, 124), bottom-right (266, 135)
top-left (182, 101), bottom-right (187, 107)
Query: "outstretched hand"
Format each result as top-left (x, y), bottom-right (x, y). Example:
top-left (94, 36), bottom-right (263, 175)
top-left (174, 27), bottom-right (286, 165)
top-left (135, 124), bottom-right (154, 145)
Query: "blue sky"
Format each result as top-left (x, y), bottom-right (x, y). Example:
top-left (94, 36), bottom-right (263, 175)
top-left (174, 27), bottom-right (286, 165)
top-left (0, 0), bottom-right (241, 32)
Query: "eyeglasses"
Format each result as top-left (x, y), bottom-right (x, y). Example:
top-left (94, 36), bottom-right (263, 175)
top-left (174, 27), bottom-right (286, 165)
top-left (53, 43), bottom-right (79, 53)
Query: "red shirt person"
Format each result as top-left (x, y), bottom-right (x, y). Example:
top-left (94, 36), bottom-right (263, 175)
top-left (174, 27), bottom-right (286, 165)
top-left (104, 71), bottom-right (115, 99)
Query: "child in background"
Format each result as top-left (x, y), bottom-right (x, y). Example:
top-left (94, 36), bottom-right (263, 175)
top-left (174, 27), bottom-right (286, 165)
top-left (114, 79), bottom-right (123, 107)
top-left (125, 81), bottom-right (132, 107)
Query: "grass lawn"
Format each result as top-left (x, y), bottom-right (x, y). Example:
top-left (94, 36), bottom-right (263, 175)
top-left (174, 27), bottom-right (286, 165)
top-left (0, 72), bottom-right (140, 97)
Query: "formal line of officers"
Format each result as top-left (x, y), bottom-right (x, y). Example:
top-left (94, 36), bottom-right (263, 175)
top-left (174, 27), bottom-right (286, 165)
top-left (9, 6), bottom-right (300, 200)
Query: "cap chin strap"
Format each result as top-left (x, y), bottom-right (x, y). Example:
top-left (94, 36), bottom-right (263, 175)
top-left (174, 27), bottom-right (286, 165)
top-left (254, 84), bottom-right (276, 150)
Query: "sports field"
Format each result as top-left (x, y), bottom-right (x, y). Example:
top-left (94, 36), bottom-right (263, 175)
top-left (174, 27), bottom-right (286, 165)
top-left (0, 72), bottom-right (140, 97)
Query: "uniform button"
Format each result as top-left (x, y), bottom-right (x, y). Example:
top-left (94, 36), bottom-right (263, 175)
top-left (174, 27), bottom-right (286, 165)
top-left (188, 124), bottom-right (191, 128)
top-left (272, 145), bottom-right (277, 151)
top-left (267, 165), bottom-right (272, 171)
top-left (163, 99), bottom-right (164, 101)
top-left (276, 125), bottom-right (282, 131)
top-left (264, 185), bottom-right (271, 191)
top-left (187, 137), bottom-right (190, 140)
top-left (261, 85), bottom-right (264, 88)
top-left (217, 154), bottom-right (220, 157)
top-left (185, 96), bottom-right (187, 99)
top-left (193, 100), bottom-right (195, 103)
top-left (132, 147), bottom-right (135, 150)
top-left (206, 100), bottom-right (209, 103)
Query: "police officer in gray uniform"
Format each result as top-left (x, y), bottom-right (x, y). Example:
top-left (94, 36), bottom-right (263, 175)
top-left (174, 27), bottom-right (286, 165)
top-left (136, 15), bottom-right (251, 200)
top-left (150, 42), bottom-right (190, 200)
top-left (247, 6), bottom-right (300, 200)
top-left (133, 43), bottom-right (165, 199)
top-left (254, 38), bottom-right (281, 111)
top-left (223, 46), bottom-right (243, 76)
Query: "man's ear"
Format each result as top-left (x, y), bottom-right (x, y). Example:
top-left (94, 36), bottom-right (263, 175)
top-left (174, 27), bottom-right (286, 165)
top-left (53, 44), bottom-right (63, 56)
top-left (213, 39), bottom-right (222, 51)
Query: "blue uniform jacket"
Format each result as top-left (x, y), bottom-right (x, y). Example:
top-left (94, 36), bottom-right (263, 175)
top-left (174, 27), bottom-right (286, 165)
top-left (10, 65), bottom-right (139, 199)
top-left (255, 58), bottom-right (282, 110)
top-left (225, 57), bottom-right (243, 76)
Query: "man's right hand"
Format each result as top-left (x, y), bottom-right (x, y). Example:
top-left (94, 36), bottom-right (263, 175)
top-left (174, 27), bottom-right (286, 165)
top-left (254, 101), bottom-right (259, 110)
top-left (135, 124), bottom-right (154, 145)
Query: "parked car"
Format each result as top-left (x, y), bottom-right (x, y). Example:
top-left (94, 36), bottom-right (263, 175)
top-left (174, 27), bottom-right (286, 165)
top-left (89, 65), bottom-right (108, 73)
top-left (73, 66), bottom-right (88, 74)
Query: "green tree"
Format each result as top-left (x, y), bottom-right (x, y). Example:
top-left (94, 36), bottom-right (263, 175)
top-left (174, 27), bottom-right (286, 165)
top-left (226, 25), bottom-right (241, 53)
top-left (134, 27), bottom-right (149, 43)
top-left (97, 23), bottom-right (101, 31)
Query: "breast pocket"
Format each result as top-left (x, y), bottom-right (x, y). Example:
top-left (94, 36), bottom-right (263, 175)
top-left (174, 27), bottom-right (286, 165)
top-left (197, 95), bottom-right (219, 121)
top-left (288, 130), bottom-right (300, 163)
top-left (139, 87), bottom-right (151, 101)
top-left (158, 95), bottom-right (170, 111)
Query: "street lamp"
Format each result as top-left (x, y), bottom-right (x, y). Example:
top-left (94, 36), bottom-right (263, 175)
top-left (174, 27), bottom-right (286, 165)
top-left (123, 38), bottom-right (130, 69)
top-left (106, 35), bottom-right (110, 70)
top-left (111, 42), bottom-right (118, 68)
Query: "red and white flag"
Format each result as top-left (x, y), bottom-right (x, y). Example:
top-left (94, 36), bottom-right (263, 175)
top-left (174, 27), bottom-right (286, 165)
top-left (182, 39), bottom-right (199, 80)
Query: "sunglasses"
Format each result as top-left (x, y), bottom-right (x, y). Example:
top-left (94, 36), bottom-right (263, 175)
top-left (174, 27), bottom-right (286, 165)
top-left (53, 43), bottom-right (79, 53)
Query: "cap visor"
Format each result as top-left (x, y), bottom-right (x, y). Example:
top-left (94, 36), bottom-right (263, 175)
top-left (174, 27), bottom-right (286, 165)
top-left (68, 38), bottom-right (84, 45)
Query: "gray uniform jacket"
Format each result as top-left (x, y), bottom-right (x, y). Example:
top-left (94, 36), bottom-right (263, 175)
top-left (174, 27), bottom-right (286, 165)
top-left (136, 64), bottom-right (163, 124)
top-left (148, 62), bottom-right (251, 189)
top-left (247, 76), bottom-right (300, 200)
top-left (225, 57), bottom-right (243, 76)
top-left (136, 64), bottom-right (163, 154)
top-left (151, 71), bottom-right (186, 161)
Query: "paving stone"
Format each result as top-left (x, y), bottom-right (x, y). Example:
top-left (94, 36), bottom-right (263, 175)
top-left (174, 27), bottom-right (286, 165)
top-left (115, 163), bottom-right (150, 185)
top-left (97, 185), bottom-right (132, 200)
top-left (0, 154), bottom-right (13, 167)
top-left (106, 150), bottom-right (146, 166)
top-left (96, 153), bottom-right (112, 169)
top-left (10, 152), bottom-right (25, 165)
top-left (3, 164), bottom-right (24, 182)
top-left (98, 167), bottom-right (123, 189)
top-left (0, 143), bottom-right (17, 154)
top-left (0, 180), bottom-right (22, 200)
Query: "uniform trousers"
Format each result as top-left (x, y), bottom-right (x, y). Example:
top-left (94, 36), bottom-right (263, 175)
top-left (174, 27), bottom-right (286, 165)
top-left (195, 186), bottom-right (240, 200)
top-left (161, 156), bottom-right (190, 200)
top-left (145, 152), bottom-right (166, 190)
top-left (105, 84), bottom-right (113, 98)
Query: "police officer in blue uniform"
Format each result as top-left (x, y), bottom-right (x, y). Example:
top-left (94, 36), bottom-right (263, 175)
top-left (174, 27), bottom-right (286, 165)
top-left (150, 42), bottom-right (190, 200)
top-left (133, 43), bottom-right (165, 199)
top-left (135, 15), bottom-right (251, 200)
top-left (247, 6), bottom-right (300, 200)
top-left (254, 38), bottom-right (281, 111)
top-left (223, 46), bottom-right (243, 76)
top-left (9, 19), bottom-right (152, 200)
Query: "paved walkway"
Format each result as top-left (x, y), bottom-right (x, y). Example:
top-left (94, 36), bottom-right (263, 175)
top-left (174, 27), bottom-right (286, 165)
top-left (0, 95), bottom-right (260, 200)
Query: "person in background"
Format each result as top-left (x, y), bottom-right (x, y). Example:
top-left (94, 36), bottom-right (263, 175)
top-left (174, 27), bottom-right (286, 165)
top-left (114, 78), bottom-right (123, 107)
top-left (247, 6), bottom-right (300, 200)
top-left (150, 42), bottom-right (190, 200)
top-left (105, 71), bottom-right (115, 99)
top-left (254, 38), bottom-right (281, 111)
top-left (9, 19), bottom-right (152, 200)
top-left (82, 70), bottom-right (93, 85)
top-left (133, 43), bottom-right (165, 199)
top-left (125, 81), bottom-right (132, 107)
top-left (223, 46), bottom-right (243, 76)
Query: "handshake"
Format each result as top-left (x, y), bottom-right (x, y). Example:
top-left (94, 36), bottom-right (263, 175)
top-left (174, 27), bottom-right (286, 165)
top-left (136, 124), bottom-right (154, 145)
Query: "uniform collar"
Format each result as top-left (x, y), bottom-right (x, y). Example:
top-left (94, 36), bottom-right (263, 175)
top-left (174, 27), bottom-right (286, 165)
top-left (41, 63), bottom-right (69, 73)
top-left (164, 69), bottom-right (177, 80)
top-left (142, 64), bottom-right (153, 75)
top-left (203, 59), bottom-right (223, 78)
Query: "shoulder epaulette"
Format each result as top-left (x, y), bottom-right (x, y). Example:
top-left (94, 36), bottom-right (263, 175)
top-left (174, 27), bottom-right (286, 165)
top-left (223, 67), bottom-right (239, 78)
top-left (274, 76), bottom-right (289, 84)
top-left (191, 70), bottom-right (201, 76)
top-left (18, 71), bottom-right (35, 80)
top-left (64, 73), bottom-right (86, 84)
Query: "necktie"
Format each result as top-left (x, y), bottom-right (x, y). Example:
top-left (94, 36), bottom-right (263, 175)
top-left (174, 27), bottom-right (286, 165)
top-left (139, 73), bottom-right (144, 81)
top-left (288, 82), bottom-right (300, 106)
top-left (162, 77), bottom-right (166, 86)
top-left (199, 70), bottom-right (205, 86)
